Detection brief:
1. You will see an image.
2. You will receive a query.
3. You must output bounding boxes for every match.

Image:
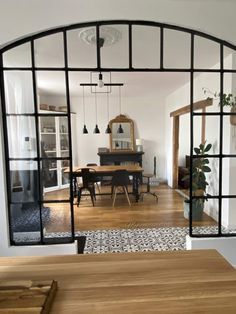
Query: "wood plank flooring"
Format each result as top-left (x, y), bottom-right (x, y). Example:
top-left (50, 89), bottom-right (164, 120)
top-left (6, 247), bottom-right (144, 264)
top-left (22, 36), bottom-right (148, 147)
top-left (44, 184), bottom-right (215, 232)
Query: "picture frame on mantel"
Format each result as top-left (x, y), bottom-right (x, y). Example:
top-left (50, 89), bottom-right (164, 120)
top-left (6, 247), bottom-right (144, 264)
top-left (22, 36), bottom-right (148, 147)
top-left (109, 114), bottom-right (135, 152)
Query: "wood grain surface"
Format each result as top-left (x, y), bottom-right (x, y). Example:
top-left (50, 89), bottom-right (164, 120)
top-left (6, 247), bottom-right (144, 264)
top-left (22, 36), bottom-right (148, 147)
top-left (0, 250), bottom-right (236, 313)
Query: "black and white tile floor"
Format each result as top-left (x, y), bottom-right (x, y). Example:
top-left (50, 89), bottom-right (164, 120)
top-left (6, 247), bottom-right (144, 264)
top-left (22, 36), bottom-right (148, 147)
top-left (13, 225), bottom-right (236, 253)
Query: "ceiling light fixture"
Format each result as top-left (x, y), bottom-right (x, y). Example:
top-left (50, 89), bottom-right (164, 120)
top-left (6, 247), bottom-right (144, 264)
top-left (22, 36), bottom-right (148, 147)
top-left (98, 72), bottom-right (104, 88)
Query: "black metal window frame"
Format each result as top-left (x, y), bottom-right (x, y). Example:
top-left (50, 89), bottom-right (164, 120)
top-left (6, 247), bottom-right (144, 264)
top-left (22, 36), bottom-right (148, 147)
top-left (0, 20), bottom-right (236, 245)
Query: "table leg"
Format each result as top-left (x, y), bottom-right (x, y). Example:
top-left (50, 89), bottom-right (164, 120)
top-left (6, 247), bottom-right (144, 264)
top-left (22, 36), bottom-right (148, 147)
top-left (132, 173), bottom-right (141, 202)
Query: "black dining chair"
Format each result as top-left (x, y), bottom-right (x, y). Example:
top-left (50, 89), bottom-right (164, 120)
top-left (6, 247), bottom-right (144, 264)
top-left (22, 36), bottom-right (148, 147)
top-left (111, 169), bottom-right (131, 206)
top-left (86, 163), bottom-right (101, 193)
top-left (77, 168), bottom-right (97, 206)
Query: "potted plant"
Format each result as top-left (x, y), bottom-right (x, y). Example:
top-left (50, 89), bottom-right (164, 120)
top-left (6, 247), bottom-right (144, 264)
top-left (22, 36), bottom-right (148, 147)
top-left (183, 141), bottom-right (212, 221)
top-left (203, 87), bottom-right (236, 125)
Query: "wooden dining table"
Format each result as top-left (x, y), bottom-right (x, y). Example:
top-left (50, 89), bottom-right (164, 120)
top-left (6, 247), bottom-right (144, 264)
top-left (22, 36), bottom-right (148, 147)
top-left (0, 249), bottom-right (236, 313)
top-left (65, 164), bottom-right (143, 201)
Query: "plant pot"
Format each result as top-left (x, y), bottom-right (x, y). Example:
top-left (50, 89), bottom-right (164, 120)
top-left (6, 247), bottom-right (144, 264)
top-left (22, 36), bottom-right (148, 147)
top-left (183, 199), bottom-right (204, 221)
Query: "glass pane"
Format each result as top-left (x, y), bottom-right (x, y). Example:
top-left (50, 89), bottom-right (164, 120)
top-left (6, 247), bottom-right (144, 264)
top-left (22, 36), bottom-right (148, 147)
top-left (4, 71), bottom-right (34, 114)
top-left (194, 73), bottom-right (220, 113)
top-left (10, 161), bottom-right (39, 203)
top-left (40, 116), bottom-right (57, 156)
top-left (11, 203), bottom-right (42, 243)
top-left (222, 198), bottom-right (236, 235)
top-left (42, 202), bottom-right (72, 241)
top-left (36, 71), bottom-right (67, 113)
top-left (41, 159), bottom-right (58, 190)
top-left (3, 43), bottom-right (31, 67)
top-left (223, 116), bottom-right (234, 155)
top-left (100, 25), bottom-right (128, 68)
top-left (193, 116), bottom-right (220, 154)
top-left (59, 116), bottom-right (69, 157)
top-left (224, 46), bottom-right (236, 70)
top-left (34, 33), bottom-right (64, 67)
top-left (194, 36), bottom-right (220, 69)
top-left (7, 116), bottom-right (36, 158)
top-left (191, 198), bottom-right (219, 235)
top-left (164, 29), bottom-right (190, 68)
top-left (132, 25), bottom-right (160, 68)
top-left (222, 158), bottom-right (236, 196)
top-left (61, 160), bottom-right (70, 185)
top-left (67, 27), bottom-right (97, 68)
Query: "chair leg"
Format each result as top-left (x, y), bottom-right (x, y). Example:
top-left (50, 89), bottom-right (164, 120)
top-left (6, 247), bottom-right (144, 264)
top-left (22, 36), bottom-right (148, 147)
top-left (112, 187), bottom-right (117, 207)
top-left (95, 182), bottom-right (101, 194)
top-left (77, 188), bottom-right (82, 207)
top-left (88, 188), bottom-right (95, 206)
top-left (124, 186), bottom-right (131, 206)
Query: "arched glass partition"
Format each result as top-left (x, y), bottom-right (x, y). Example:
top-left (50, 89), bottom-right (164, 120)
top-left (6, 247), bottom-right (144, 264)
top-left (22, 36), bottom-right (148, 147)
top-left (1, 20), bottom-right (236, 245)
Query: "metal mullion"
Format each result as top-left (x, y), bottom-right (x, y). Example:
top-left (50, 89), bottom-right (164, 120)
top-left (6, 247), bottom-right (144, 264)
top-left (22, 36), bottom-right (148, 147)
top-left (193, 112), bottom-right (236, 116)
top-left (38, 113), bottom-right (68, 117)
top-left (96, 25), bottom-right (101, 70)
top-left (189, 33), bottom-right (194, 237)
top-left (160, 27), bottom-right (164, 69)
top-left (0, 53), bottom-right (14, 242)
top-left (128, 23), bottom-right (132, 69)
top-left (63, 30), bottom-right (75, 240)
top-left (31, 40), bottom-right (44, 243)
top-left (218, 44), bottom-right (224, 236)
top-left (6, 113), bottom-right (35, 117)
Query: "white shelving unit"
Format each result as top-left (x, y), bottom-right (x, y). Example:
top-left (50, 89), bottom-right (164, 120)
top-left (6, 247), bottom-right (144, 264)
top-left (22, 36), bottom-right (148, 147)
top-left (40, 114), bottom-right (70, 192)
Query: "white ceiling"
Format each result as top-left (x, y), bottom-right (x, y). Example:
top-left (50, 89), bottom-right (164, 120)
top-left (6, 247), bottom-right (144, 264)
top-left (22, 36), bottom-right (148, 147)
top-left (1, 2), bottom-right (234, 99)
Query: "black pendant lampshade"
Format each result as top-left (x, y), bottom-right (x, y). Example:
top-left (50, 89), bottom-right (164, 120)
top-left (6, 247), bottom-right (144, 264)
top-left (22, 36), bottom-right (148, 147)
top-left (105, 124), bottom-right (111, 133)
top-left (83, 124), bottom-right (88, 134)
top-left (94, 124), bottom-right (100, 134)
top-left (117, 124), bottom-right (124, 134)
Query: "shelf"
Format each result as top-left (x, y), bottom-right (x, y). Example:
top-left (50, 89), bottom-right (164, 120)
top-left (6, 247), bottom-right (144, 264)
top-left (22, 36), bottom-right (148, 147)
top-left (45, 150), bottom-right (56, 153)
top-left (41, 132), bottom-right (56, 135)
top-left (61, 149), bottom-right (69, 152)
top-left (60, 132), bottom-right (68, 135)
top-left (49, 168), bottom-right (57, 171)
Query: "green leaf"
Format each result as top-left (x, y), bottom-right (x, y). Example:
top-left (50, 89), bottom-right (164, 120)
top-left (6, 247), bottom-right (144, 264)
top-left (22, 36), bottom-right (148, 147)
top-left (204, 143), bottom-right (212, 152)
top-left (194, 148), bottom-right (200, 154)
top-left (202, 166), bottom-right (211, 172)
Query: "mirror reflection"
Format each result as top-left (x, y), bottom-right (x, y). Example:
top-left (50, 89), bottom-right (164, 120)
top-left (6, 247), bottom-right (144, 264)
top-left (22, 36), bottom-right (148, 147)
top-left (109, 115), bottom-right (134, 151)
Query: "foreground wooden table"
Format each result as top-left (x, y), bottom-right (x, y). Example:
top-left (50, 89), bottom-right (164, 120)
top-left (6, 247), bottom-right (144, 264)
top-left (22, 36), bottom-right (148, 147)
top-left (0, 250), bottom-right (236, 313)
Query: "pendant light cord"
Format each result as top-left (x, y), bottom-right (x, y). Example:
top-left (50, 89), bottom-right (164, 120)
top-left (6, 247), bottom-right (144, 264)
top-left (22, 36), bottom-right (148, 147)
top-left (119, 85), bottom-right (121, 115)
top-left (107, 87), bottom-right (109, 121)
top-left (95, 86), bottom-right (98, 124)
top-left (82, 86), bottom-right (85, 124)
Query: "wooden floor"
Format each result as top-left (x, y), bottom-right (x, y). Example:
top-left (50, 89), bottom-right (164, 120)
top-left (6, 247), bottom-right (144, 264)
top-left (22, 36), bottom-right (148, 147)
top-left (0, 250), bottom-right (236, 313)
top-left (44, 184), bottom-right (215, 232)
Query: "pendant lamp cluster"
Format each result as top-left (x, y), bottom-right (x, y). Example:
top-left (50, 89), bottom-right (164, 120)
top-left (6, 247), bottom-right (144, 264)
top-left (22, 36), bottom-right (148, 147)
top-left (81, 72), bottom-right (123, 134)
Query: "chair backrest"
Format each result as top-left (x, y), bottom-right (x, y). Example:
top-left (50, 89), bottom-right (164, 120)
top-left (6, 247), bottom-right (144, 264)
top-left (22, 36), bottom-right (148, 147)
top-left (80, 168), bottom-right (96, 188)
top-left (111, 170), bottom-right (130, 187)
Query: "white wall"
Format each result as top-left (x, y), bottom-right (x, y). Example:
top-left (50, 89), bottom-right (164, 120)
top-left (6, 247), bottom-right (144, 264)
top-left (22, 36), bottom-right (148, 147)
top-left (71, 94), bottom-right (166, 179)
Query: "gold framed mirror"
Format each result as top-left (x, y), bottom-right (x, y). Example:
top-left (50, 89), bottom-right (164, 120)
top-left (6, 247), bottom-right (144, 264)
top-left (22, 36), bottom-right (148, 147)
top-left (109, 114), bottom-right (135, 152)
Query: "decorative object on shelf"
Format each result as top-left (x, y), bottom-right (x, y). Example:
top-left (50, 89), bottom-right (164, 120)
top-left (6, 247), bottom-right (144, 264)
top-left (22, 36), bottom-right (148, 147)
top-left (82, 86), bottom-right (88, 134)
top-left (203, 87), bottom-right (236, 125)
top-left (105, 89), bottom-right (112, 134)
top-left (109, 114), bottom-right (135, 152)
top-left (136, 139), bottom-right (143, 152)
top-left (93, 87), bottom-right (100, 134)
top-left (117, 86), bottom-right (124, 134)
